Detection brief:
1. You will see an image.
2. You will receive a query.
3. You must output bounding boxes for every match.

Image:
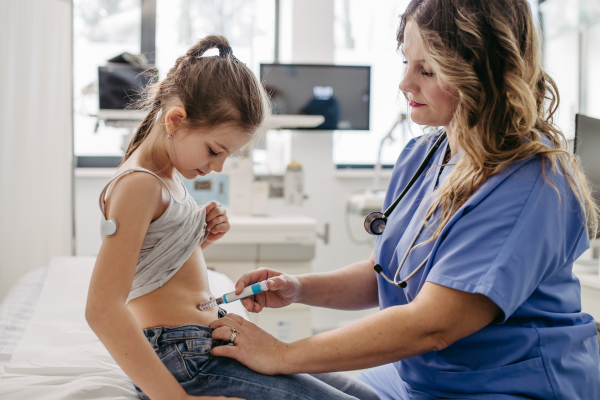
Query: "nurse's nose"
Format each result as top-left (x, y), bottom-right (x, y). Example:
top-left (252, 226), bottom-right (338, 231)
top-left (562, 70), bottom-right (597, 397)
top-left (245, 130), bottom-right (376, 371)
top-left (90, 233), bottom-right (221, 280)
top-left (399, 73), bottom-right (417, 94)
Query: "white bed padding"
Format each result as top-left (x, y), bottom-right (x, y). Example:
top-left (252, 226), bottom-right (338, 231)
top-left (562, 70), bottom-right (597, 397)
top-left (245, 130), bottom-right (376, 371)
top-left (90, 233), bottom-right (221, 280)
top-left (0, 256), bottom-right (248, 399)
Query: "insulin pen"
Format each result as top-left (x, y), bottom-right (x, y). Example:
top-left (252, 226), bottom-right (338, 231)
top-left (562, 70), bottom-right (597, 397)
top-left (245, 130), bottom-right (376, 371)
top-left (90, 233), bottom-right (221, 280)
top-left (197, 280), bottom-right (270, 311)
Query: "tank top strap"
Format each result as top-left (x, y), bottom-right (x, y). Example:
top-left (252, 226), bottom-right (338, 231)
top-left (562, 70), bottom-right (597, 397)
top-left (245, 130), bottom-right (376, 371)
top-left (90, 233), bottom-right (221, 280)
top-left (98, 168), bottom-right (175, 216)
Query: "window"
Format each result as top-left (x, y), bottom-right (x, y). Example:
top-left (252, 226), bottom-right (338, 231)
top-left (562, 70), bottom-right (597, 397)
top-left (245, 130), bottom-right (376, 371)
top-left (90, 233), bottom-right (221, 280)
top-left (332, 0), bottom-right (412, 167)
top-left (74, 0), bottom-right (275, 160)
top-left (155, 0), bottom-right (275, 82)
top-left (74, 0), bottom-right (142, 157)
top-left (332, 0), bottom-right (541, 167)
top-left (540, 0), bottom-right (600, 136)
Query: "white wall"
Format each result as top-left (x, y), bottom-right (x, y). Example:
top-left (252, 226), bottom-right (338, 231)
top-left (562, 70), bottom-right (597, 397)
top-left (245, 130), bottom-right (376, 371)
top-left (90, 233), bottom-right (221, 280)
top-left (0, 0), bottom-right (73, 301)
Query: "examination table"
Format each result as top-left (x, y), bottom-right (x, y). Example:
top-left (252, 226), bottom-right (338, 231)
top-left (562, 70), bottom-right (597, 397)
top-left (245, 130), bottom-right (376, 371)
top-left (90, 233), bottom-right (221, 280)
top-left (0, 257), bottom-right (248, 399)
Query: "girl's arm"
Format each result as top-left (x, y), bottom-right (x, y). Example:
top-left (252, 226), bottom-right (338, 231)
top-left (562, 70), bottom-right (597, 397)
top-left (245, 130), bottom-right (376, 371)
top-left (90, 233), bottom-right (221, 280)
top-left (86, 173), bottom-right (190, 400)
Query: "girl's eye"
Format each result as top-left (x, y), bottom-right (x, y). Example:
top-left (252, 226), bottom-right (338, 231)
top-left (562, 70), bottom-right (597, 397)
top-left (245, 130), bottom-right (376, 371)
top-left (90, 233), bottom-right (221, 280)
top-left (208, 148), bottom-right (218, 156)
top-left (422, 70), bottom-right (434, 77)
top-left (402, 60), bottom-right (408, 65)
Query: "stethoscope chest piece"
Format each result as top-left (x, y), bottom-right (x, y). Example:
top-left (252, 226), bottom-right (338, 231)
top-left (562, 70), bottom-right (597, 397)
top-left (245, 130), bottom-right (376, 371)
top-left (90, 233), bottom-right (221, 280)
top-left (364, 212), bottom-right (387, 235)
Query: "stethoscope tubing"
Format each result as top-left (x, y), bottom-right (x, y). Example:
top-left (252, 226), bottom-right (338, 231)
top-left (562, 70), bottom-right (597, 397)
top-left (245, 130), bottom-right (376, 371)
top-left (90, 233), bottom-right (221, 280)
top-left (369, 130), bottom-right (447, 288)
top-left (381, 131), bottom-right (447, 218)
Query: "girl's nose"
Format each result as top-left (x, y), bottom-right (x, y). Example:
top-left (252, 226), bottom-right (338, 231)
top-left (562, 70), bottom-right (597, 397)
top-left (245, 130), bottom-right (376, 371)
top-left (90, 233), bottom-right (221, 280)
top-left (209, 158), bottom-right (225, 173)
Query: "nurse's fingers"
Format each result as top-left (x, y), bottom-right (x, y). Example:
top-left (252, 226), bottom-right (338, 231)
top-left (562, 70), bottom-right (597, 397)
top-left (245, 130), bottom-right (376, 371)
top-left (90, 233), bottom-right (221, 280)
top-left (209, 317), bottom-right (241, 334)
top-left (211, 325), bottom-right (238, 342)
top-left (225, 313), bottom-right (246, 325)
top-left (235, 268), bottom-right (276, 294)
top-left (240, 296), bottom-right (265, 313)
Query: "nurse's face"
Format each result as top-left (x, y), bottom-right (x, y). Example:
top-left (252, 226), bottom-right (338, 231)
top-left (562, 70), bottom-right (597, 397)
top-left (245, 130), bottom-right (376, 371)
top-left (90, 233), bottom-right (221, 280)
top-left (399, 21), bottom-right (457, 128)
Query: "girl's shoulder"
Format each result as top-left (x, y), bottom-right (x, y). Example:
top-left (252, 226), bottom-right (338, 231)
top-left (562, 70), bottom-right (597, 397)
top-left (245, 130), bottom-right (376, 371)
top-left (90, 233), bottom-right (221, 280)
top-left (102, 168), bottom-right (165, 220)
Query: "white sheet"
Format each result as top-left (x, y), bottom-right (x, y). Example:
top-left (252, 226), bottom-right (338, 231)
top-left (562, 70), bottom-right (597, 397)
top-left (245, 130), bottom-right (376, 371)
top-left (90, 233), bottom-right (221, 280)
top-left (0, 256), bottom-right (248, 399)
top-left (0, 267), bottom-right (47, 375)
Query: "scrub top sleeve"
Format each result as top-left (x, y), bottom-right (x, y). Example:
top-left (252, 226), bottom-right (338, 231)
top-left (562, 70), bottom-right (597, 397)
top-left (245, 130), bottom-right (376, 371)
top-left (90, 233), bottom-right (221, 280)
top-left (427, 158), bottom-right (588, 322)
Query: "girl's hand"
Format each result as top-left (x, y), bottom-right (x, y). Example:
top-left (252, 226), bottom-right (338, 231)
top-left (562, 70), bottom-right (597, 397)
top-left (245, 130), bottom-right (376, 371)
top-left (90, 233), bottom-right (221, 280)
top-left (235, 268), bottom-right (302, 313)
top-left (209, 313), bottom-right (288, 376)
top-left (203, 201), bottom-right (229, 242)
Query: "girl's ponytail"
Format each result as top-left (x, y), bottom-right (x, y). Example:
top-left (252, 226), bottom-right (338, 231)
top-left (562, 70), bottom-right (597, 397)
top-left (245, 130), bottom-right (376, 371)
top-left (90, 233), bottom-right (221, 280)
top-left (123, 99), bottom-right (161, 161)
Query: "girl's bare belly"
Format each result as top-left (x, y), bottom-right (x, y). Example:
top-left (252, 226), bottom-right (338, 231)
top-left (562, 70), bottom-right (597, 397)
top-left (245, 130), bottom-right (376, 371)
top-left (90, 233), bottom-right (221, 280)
top-left (127, 246), bottom-right (219, 329)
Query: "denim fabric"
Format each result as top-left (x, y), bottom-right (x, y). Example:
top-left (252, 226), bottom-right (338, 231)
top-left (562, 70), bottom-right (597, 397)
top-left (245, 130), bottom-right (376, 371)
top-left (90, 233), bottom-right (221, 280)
top-left (135, 323), bottom-right (379, 400)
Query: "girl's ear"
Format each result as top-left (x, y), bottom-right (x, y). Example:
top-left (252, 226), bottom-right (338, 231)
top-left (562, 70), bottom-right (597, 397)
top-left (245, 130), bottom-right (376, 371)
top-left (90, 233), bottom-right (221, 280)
top-left (164, 106), bottom-right (188, 134)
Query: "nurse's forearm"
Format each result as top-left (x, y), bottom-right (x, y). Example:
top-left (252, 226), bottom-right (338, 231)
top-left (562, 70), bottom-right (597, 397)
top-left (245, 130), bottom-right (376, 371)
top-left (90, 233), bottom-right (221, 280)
top-left (296, 258), bottom-right (379, 310)
top-left (278, 282), bottom-right (500, 374)
top-left (279, 302), bottom-right (437, 374)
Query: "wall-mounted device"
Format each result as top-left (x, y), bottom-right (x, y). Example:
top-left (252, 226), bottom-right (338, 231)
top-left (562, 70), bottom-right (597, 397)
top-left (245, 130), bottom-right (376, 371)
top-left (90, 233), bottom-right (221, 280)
top-left (183, 174), bottom-right (230, 206)
top-left (260, 64), bottom-right (371, 130)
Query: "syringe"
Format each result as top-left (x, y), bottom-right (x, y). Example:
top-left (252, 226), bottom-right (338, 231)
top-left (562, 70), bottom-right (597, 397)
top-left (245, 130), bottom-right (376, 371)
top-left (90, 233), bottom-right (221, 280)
top-left (197, 280), bottom-right (271, 311)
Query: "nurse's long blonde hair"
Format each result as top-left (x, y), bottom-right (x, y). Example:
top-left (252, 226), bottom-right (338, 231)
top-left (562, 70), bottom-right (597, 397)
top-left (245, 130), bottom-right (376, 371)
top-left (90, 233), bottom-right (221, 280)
top-left (399, 0), bottom-right (599, 239)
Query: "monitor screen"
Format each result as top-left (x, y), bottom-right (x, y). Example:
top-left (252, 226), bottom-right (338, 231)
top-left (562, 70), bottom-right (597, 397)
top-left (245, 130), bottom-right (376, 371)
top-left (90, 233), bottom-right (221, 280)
top-left (260, 64), bottom-right (370, 130)
top-left (98, 64), bottom-right (156, 110)
top-left (575, 113), bottom-right (600, 236)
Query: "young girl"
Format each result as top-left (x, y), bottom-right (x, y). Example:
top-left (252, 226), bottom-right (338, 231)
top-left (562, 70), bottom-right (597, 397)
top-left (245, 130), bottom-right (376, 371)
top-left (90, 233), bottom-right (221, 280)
top-left (85, 36), bottom-right (378, 400)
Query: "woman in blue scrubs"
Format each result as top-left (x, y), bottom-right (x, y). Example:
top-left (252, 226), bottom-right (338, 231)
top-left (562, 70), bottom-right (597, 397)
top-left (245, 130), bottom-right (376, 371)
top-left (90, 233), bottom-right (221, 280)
top-left (209, 0), bottom-right (600, 398)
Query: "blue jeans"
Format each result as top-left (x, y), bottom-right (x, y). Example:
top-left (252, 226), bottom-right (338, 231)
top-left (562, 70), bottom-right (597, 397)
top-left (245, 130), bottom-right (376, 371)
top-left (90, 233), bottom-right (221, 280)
top-left (135, 324), bottom-right (380, 400)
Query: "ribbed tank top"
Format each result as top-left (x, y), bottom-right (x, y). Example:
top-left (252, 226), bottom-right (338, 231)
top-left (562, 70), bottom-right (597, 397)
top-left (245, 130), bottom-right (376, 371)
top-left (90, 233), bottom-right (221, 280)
top-left (98, 168), bottom-right (209, 304)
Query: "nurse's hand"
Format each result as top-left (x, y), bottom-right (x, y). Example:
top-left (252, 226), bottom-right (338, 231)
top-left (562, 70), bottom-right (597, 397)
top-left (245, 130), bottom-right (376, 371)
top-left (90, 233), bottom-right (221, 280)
top-left (234, 268), bottom-right (301, 313)
top-left (209, 313), bottom-right (288, 375)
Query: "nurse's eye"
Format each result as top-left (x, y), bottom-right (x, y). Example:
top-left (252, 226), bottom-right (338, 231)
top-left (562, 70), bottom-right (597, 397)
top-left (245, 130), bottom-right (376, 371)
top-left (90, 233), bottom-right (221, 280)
top-left (421, 67), bottom-right (434, 77)
top-left (208, 147), bottom-right (218, 156)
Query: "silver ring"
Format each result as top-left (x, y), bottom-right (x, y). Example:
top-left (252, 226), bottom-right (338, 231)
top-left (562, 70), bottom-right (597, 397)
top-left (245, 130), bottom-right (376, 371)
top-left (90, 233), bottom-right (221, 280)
top-left (229, 327), bottom-right (237, 343)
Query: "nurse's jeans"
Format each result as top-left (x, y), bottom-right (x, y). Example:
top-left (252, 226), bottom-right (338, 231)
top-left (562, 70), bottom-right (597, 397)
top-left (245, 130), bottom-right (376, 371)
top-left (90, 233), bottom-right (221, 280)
top-left (134, 324), bottom-right (379, 400)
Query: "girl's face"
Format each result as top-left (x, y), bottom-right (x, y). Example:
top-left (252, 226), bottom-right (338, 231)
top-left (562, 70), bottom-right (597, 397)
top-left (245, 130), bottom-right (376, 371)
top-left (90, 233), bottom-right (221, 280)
top-left (399, 21), bottom-right (457, 128)
top-left (166, 118), bottom-right (252, 180)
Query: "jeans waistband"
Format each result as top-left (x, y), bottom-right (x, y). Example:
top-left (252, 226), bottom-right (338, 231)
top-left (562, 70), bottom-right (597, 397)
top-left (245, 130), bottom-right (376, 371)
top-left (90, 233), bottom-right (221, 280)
top-left (144, 324), bottom-right (216, 350)
top-left (143, 308), bottom-right (228, 351)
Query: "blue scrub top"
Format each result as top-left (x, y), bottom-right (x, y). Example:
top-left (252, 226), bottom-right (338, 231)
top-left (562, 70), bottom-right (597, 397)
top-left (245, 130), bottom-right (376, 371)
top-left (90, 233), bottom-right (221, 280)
top-left (374, 132), bottom-right (600, 399)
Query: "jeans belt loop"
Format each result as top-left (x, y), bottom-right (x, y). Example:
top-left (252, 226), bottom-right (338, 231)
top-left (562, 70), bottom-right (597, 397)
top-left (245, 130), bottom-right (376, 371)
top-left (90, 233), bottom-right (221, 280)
top-left (150, 327), bottom-right (162, 351)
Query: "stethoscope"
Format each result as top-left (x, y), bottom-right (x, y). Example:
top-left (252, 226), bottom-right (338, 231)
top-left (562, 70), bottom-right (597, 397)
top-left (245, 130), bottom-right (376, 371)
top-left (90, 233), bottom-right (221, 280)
top-left (364, 130), bottom-right (447, 288)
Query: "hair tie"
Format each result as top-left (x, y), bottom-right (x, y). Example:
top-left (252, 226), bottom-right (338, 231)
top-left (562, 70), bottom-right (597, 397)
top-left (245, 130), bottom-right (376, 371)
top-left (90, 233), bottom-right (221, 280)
top-left (218, 46), bottom-right (233, 57)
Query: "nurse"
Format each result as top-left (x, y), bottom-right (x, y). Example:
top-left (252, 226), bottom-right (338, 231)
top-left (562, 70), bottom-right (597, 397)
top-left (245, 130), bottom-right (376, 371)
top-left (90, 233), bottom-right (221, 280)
top-left (209, 0), bottom-right (600, 398)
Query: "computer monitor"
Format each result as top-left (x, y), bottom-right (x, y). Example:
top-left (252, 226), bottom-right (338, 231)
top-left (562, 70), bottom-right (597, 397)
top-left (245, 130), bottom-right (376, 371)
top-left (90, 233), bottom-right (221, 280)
top-left (98, 64), bottom-right (156, 110)
top-left (260, 64), bottom-right (371, 130)
top-left (574, 114), bottom-right (600, 231)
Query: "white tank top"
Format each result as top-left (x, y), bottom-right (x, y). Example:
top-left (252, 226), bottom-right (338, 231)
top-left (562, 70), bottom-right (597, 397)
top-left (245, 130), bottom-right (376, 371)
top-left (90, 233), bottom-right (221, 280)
top-left (98, 168), bottom-right (209, 303)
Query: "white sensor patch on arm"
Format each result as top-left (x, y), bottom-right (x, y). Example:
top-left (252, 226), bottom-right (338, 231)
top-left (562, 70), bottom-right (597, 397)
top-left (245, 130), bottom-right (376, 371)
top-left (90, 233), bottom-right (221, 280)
top-left (101, 218), bottom-right (118, 237)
